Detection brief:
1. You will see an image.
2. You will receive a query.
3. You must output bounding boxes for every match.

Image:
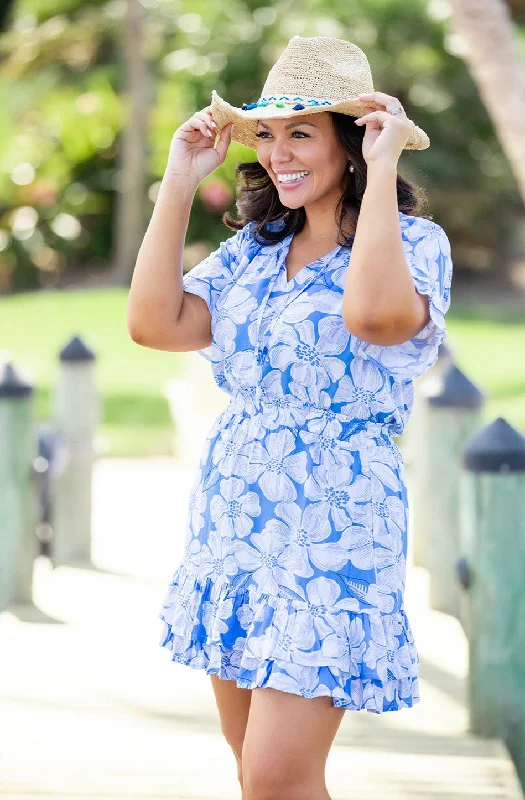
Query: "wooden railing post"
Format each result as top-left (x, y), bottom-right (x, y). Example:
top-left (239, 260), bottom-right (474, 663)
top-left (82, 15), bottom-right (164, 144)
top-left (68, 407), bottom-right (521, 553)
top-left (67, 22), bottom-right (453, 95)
top-left (51, 336), bottom-right (98, 567)
top-left (0, 360), bottom-right (38, 609)
top-left (459, 417), bottom-right (525, 786)
top-left (413, 362), bottom-right (484, 617)
top-left (405, 342), bottom-right (453, 568)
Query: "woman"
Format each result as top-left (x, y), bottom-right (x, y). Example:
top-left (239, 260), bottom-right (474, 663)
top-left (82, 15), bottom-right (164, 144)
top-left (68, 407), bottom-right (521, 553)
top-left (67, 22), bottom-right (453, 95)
top-left (127, 36), bottom-right (453, 800)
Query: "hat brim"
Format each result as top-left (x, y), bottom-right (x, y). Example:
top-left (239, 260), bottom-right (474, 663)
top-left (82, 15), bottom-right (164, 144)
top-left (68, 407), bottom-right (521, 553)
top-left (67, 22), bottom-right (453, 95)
top-left (210, 89), bottom-right (430, 151)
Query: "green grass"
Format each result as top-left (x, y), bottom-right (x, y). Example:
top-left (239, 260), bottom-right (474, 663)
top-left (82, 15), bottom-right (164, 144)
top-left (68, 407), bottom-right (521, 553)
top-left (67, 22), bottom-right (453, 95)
top-left (0, 288), bottom-right (524, 456)
top-left (0, 288), bottom-right (182, 457)
top-left (443, 302), bottom-right (525, 435)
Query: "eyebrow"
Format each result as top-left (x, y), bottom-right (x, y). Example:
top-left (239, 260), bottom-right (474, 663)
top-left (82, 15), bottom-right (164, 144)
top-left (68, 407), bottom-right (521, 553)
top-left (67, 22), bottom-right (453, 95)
top-left (257, 120), bottom-right (317, 130)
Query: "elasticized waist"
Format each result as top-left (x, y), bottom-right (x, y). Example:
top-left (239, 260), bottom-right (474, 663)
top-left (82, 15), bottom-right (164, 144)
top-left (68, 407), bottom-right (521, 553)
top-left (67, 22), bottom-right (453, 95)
top-left (223, 389), bottom-right (392, 440)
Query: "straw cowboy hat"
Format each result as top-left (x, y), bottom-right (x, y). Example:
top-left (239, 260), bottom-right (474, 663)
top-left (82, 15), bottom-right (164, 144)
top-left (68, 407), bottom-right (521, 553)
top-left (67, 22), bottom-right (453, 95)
top-left (210, 35), bottom-right (430, 151)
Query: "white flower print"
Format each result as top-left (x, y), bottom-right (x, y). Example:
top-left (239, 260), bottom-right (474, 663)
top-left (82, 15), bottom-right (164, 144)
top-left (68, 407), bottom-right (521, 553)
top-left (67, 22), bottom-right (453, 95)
top-left (239, 428), bottom-right (308, 502)
top-left (210, 416), bottom-right (262, 479)
top-left (268, 501), bottom-right (351, 578)
top-left (210, 286), bottom-right (258, 366)
top-left (216, 283), bottom-right (258, 328)
top-left (270, 319), bottom-right (346, 387)
top-left (258, 370), bottom-right (309, 430)
top-left (304, 462), bottom-right (370, 530)
top-left (336, 524), bottom-right (374, 571)
top-left (291, 577), bottom-right (368, 668)
top-left (198, 528), bottom-right (239, 582)
top-left (215, 635), bottom-right (248, 680)
top-left (183, 537), bottom-right (203, 571)
top-left (209, 477), bottom-right (261, 539)
top-left (363, 615), bottom-right (415, 683)
top-left (317, 315), bottom-right (351, 357)
top-left (369, 442), bottom-right (402, 473)
top-left (403, 218), bottom-right (443, 288)
top-left (236, 602), bottom-right (254, 631)
top-left (226, 349), bottom-right (259, 389)
top-left (187, 484), bottom-right (207, 538)
top-left (287, 378), bottom-right (332, 415)
top-left (243, 576), bottom-right (360, 669)
top-left (202, 592), bottom-right (235, 637)
top-left (237, 248), bottom-right (277, 285)
top-left (370, 473), bottom-right (406, 550)
top-left (333, 359), bottom-right (389, 420)
top-left (301, 429), bottom-right (355, 468)
top-left (262, 662), bottom-right (327, 699)
top-left (232, 528), bottom-right (306, 599)
top-left (375, 531), bottom-right (406, 596)
top-left (278, 291), bottom-right (321, 324)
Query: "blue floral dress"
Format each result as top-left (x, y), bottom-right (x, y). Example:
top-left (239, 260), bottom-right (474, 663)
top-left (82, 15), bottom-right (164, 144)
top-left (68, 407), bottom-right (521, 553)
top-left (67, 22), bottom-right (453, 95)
top-left (158, 210), bottom-right (453, 714)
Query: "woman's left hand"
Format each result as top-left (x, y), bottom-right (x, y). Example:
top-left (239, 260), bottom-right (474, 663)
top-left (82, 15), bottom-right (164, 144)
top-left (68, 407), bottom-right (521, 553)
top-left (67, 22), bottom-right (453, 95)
top-left (354, 91), bottom-right (416, 166)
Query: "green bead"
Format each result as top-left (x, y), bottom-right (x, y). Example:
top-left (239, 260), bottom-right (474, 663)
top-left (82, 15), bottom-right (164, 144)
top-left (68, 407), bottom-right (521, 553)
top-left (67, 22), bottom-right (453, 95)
top-left (275, 101), bottom-right (285, 108)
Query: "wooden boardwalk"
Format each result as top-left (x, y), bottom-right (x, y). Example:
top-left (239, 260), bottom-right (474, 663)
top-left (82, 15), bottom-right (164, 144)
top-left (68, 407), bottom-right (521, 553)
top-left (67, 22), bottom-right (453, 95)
top-left (1, 457), bottom-right (523, 800)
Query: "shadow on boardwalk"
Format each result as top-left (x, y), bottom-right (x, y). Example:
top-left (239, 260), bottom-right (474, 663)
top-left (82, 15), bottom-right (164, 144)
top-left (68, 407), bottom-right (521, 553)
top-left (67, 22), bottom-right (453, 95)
top-left (0, 457), bottom-right (523, 800)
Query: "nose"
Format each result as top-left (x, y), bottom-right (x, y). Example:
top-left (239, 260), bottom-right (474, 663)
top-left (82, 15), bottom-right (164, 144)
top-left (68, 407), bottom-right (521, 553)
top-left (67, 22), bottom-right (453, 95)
top-left (267, 137), bottom-right (294, 166)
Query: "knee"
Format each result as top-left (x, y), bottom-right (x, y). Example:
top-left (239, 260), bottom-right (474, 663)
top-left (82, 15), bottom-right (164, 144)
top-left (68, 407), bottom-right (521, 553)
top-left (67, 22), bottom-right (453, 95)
top-left (234, 751), bottom-right (244, 790)
top-left (220, 722), bottom-right (244, 766)
top-left (220, 741), bottom-right (244, 791)
top-left (242, 757), bottom-right (312, 800)
top-left (216, 720), bottom-right (244, 789)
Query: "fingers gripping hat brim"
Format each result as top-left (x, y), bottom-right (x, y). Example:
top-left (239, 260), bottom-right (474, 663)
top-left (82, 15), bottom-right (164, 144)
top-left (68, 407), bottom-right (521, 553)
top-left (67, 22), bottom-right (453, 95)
top-left (210, 90), bottom-right (429, 151)
top-left (209, 36), bottom-right (430, 151)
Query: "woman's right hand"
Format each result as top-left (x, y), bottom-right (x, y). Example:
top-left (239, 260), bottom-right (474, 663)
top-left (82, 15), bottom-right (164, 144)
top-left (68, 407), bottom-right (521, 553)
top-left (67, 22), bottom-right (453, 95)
top-left (166, 106), bottom-right (234, 186)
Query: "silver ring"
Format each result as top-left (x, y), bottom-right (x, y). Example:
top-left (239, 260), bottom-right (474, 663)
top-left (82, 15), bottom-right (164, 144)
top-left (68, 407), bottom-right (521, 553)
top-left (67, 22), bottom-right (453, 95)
top-left (388, 106), bottom-right (404, 115)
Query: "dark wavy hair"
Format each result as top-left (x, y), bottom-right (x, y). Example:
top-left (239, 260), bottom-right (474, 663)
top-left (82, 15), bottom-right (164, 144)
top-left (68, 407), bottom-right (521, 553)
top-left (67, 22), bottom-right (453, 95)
top-left (222, 111), bottom-right (429, 248)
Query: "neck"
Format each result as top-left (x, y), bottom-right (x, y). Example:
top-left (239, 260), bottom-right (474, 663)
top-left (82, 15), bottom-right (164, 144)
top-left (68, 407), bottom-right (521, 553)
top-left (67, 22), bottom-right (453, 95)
top-left (298, 188), bottom-right (355, 241)
top-left (300, 213), bottom-right (355, 243)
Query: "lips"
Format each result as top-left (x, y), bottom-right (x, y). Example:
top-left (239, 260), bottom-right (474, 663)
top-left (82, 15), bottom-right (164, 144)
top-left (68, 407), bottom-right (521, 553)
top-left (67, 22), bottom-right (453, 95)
top-left (277, 173), bottom-right (309, 189)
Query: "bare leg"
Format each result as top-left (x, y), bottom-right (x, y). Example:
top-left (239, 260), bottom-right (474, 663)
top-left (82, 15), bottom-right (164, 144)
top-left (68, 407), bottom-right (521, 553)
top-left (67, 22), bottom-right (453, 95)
top-left (209, 674), bottom-right (252, 794)
top-left (242, 686), bottom-right (345, 800)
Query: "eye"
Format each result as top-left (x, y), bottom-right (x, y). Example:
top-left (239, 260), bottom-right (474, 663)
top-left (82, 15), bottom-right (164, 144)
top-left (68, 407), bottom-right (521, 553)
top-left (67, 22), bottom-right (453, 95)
top-left (255, 131), bottom-right (309, 139)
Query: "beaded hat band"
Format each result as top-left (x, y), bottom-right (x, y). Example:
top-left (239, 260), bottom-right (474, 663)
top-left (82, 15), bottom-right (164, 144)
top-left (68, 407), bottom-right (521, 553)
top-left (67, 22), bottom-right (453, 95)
top-left (210, 36), bottom-right (430, 152)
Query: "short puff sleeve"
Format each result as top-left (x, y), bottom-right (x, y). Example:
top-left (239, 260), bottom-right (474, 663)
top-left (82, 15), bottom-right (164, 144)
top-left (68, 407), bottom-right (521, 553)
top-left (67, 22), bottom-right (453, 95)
top-left (183, 224), bottom-right (253, 361)
top-left (355, 215), bottom-right (453, 381)
top-left (183, 225), bottom-right (249, 317)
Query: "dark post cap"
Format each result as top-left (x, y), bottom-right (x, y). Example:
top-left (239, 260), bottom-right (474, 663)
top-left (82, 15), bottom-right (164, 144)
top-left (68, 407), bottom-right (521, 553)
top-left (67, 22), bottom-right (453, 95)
top-left (0, 361), bottom-right (34, 398)
top-left (462, 417), bottom-right (525, 473)
top-left (59, 335), bottom-right (96, 362)
top-left (426, 363), bottom-right (485, 409)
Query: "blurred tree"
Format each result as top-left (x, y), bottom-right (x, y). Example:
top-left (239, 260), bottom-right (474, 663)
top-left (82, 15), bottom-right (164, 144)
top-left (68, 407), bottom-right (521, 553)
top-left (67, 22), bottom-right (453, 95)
top-left (449, 0), bottom-right (525, 203)
top-left (507, 0), bottom-right (525, 20)
top-left (111, 0), bottom-right (150, 285)
top-left (0, 0), bottom-right (121, 290)
top-left (0, 0), bottom-right (524, 292)
top-left (0, 0), bottom-right (16, 31)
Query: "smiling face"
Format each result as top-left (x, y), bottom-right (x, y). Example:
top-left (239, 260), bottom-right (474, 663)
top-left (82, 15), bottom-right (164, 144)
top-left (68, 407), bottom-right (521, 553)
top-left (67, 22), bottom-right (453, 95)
top-left (255, 111), bottom-right (351, 214)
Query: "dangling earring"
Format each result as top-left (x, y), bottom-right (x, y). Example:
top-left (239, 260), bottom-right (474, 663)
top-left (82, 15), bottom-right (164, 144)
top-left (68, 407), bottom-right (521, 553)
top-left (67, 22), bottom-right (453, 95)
top-left (348, 161), bottom-right (355, 173)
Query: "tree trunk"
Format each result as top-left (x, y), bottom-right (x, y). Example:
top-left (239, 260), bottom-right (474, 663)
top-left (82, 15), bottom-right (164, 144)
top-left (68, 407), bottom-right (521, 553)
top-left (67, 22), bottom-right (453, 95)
top-left (110, 0), bottom-right (152, 285)
top-left (0, 0), bottom-right (16, 31)
top-left (448, 0), bottom-right (525, 204)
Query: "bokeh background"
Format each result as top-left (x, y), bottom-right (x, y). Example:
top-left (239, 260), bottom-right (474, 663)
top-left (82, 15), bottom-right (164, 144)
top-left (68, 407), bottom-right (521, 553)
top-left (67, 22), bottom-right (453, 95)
top-left (0, 0), bottom-right (524, 456)
top-left (2, 4), bottom-right (525, 798)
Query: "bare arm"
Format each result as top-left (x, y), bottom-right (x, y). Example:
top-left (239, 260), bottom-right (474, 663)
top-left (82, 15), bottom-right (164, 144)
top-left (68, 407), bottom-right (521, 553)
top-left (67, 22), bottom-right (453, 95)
top-left (126, 107), bottom-right (233, 351)
top-left (126, 176), bottom-right (211, 351)
top-left (341, 159), bottom-right (430, 346)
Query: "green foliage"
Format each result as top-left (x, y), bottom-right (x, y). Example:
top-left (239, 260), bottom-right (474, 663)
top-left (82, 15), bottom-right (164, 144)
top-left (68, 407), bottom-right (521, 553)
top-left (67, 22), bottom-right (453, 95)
top-left (0, 0), bottom-right (523, 291)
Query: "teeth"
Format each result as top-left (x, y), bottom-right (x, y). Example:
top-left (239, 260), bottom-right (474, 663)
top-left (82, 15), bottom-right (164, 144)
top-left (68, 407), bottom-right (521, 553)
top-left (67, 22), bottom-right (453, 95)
top-left (277, 171), bottom-right (309, 183)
